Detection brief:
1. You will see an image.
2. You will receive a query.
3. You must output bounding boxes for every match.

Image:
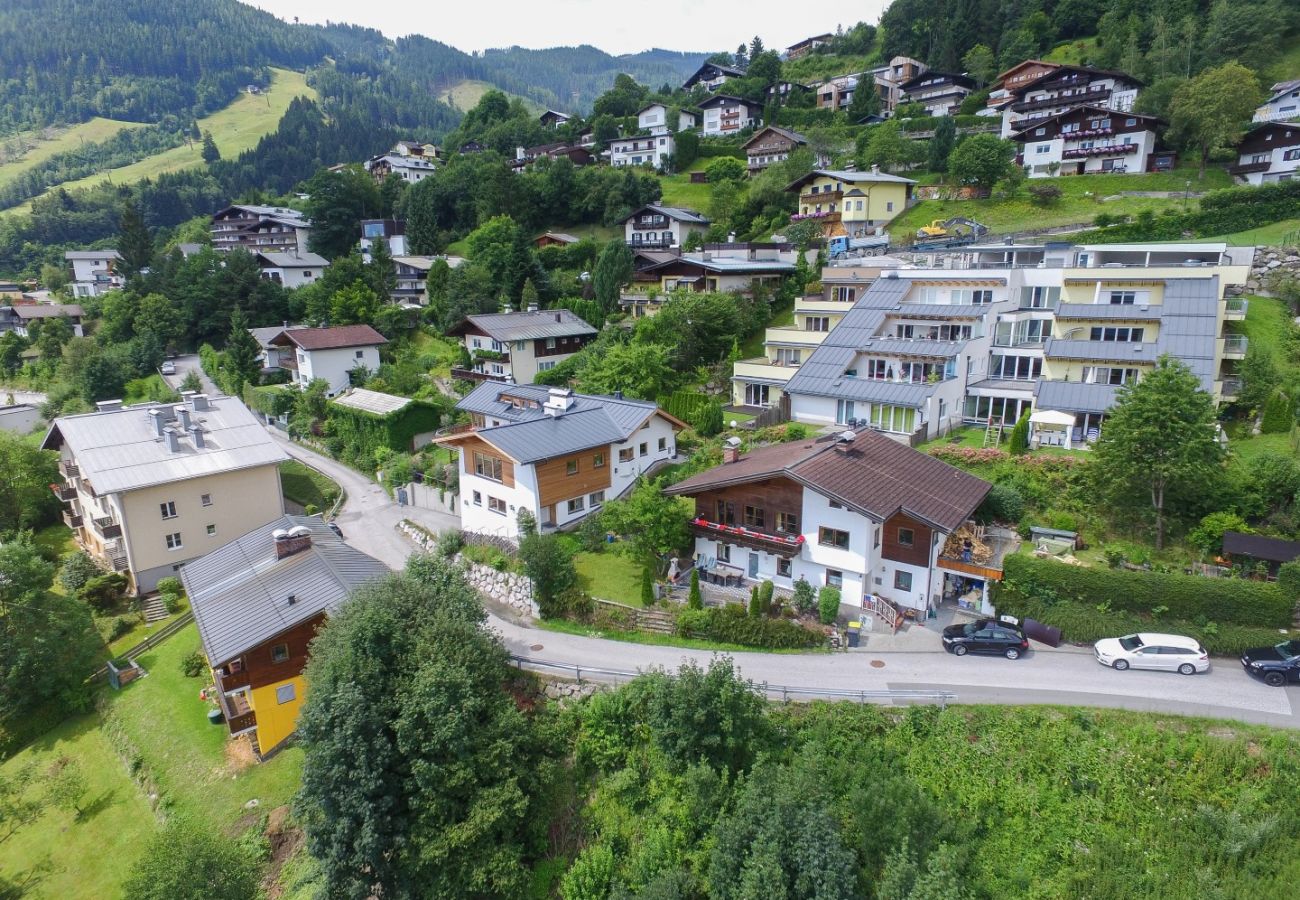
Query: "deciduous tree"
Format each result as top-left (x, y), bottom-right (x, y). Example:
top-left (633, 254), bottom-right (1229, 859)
top-left (1169, 62), bottom-right (1261, 178)
top-left (947, 133), bottom-right (1015, 192)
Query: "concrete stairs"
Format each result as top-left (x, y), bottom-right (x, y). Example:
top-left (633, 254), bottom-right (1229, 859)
top-left (142, 596), bottom-right (170, 623)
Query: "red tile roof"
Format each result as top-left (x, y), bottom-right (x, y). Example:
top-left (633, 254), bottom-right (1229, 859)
top-left (668, 429), bottom-right (990, 533)
top-left (271, 325), bottom-right (388, 350)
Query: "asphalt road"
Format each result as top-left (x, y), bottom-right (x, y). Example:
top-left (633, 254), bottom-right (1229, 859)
top-left (161, 354), bottom-right (219, 395)
top-left (274, 429), bottom-right (1300, 730)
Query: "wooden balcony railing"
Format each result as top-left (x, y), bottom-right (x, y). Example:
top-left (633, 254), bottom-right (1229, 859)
top-left (691, 518), bottom-right (804, 558)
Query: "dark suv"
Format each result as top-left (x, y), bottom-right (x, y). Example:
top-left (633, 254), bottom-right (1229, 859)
top-left (1241, 639), bottom-right (1300, 687)
top-left (942, 619), bottom-right (1030, 659)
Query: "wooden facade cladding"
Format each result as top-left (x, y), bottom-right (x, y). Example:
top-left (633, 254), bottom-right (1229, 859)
top-left (216, 612), bottom-right (325, 693)
top-left (536, 445), bottom-right (612, 508)
top-left (534, 334), bottom-right (593, 358)
top-left (458, 434), bottom-right (516, 488)
top-left (690, 477), bottom-right (804, 537)
top-left (881, 512), bottom-right (932, 567)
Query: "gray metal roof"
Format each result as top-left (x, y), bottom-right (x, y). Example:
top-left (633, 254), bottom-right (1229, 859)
top-left (41, 396), bottom-right (288, 495)
top-left (455, 309), bottom-right (596, 341)
top-left (257, 251), bottom-right (329, 268)
top-left (642, 205), bottom-right (709, 224)
top-left (1054, 303), bottom-right (1162, 320)
top-left (249, 324), bottom-right (305, 349)
top-left (331, 388), bottom-right (411, 416)
top-left (65, 250), bottom-right (121, 260)
top-left (1044, 339), bottom-right (1159, 363)
top-left (182, 516), bottom-right (389, 665)
top-left (455, 382), bottom-right (672, 464)
top-left (856, 337), bottom-right (967, 357)
top-left (1034, 380), bottom-right (1121, 414)
top-left (792, 168), bottom-right (918, 188)
top-left (1153, 277), bottom-right (1220, 391)
top-left (882, 303), bottom-right (989, 318)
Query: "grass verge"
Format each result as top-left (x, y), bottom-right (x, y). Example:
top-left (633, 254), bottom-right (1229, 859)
top-left (279, 459), bottom-right (341, 512)
top-left (536, 615), bottom-right (827, 654)
top-left (574, 550), bottom-right (645, 607)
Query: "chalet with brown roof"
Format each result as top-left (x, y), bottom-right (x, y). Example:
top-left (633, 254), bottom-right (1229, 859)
top-left (665, 429), bottom-right (991, 618)
top-left (269, 325), bottom-right (388, 397)
top-left (742, 126), bottom-right (808, 175)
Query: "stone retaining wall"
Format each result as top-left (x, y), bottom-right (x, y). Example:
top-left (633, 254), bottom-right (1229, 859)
top-left (1247, 246), bottom-right (1300, 295)
top-left (395, 520), bottom-right (536, 618)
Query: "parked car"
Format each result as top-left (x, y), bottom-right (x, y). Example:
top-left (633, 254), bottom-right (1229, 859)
top-left (1241, 639), bottom-right (1300, 687)
top-left (941, 618), bottom-right (1029, 659)
top-left (160, 360), bottom-right (176, 376)
top-left (1093, 633), bottom-right (1209, 675)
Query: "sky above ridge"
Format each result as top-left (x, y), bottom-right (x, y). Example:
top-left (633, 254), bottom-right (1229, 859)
top-left (246, 0), bottom-right (886, 56)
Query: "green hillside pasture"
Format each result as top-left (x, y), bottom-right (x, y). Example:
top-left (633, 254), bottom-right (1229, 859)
top-left (0, 118), bottom-right (147, 189)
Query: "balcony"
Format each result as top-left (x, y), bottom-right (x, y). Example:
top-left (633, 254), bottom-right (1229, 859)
top-left (60, 461), bottom-right (80, 479)
top-left (1221, 335), bottom-right (1249, 359)
top-left (63, 510), bottom-right (83, 529)
top-left (733, 359), bottom-right (798, 382)
top-left (628, 238), bottom-right (676, 249)
top-left (1011, 88), bottom-right (1111, 113)
top-left (1219, 377), bottom-right (1242, 400)
top-left (631, 218), bottom-right (670, 231)
top-left (790, 210), bottom-right (841, 225)
top-left (799, 189), bottom-right (842, 206)
top-left (1062, 144), bottom-right (1135, 159)
top-left (93, 516), bottom-right (122, 539)
top-left (53, 484), bottom-right (76, 501)
top-left (450, 366), bottom-right (508, 383)
top-left (1228, 160), bottom-right (1272, 176)
top-left (690, 517), bottom-right (804, 558)
top-left (1224, 297), bottom-right (1248, 320)
top-left (764, 327), bottom-right (827, 347)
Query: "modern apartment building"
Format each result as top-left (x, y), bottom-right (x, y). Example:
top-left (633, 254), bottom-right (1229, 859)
top-left (447, 309), bottom-right (597, 384)
top-left (736, 241), bottom-right (1253, 447)
top-left (210, 205), bottom-right (311, 255)
top-left (42, 394), bottom-right (289, 594)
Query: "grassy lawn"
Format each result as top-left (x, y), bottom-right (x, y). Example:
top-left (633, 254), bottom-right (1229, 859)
top-left (122, 373), bottom-right (176, 405)
top-left (574, 550), bottom-right (645, 607)
top-left (32, 522), bottom-right (76, 569)
top-left (4, 69), bottom-right (314, 216)
top-left (891, 167), bottom-right (1232, 236)
top-left (920, 426), bottom-right (992, 451)
top-left (1208, 219), bottom-right (1300, 248)
top-left (279, 459), bottom-right (342, 512)
top-left (781, 52), bottom-right (879, 84)
top-left (1237, 294), bottom-right (1290, 368)
top-left (106, 598), bottom-right (190, 658)
top-left (403, 329), bottom-right (463, 379)
top-left (658, 173), bottom-right (715, 212)
top-left (1045, 37), bottom-right (1099, 65)
top-left (0, 117), bottom-right (147, 190)
top-left (437, 79), bottom-right (542, 114)
top-left (0, 714), bottom-right (157, 900)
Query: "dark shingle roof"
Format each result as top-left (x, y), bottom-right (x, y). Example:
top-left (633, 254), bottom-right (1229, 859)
top-left (271, 324), bottom-right (387, 350)
top-left (1222, 531), bottom-right (1300, 564)
top-left (668, 430), bottom-right (990, 532)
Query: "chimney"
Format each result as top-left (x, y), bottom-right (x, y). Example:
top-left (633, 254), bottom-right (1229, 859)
top-left (192, 426), bottom-right (205, 449)
top-left (274, 525), bottom-right (313, 559)
top-left (544, 386), bottom-right (574, 417)
top-left (174, 405), bottom-right (191, 430)
top-left (554, 312), bottom-right (561, 323)
top-left (834, 430), bottom-right (856, 453)
top-left (164, 428), bottom-right (180, 453)
top-left (149, 409), bottom-right (167, 436)
top-left (722, 436), bottom-right (742, 463)
top-left (870, 164), bottom-right (880, 175)
top-left (191, 394), bottom-right (210, 411)
top-left (527, 302), bottom-right (538, 312)
top-left (96, 399), bottom-right (123, 412)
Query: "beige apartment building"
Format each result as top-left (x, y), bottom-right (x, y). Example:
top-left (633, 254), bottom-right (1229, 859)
top-left (43, 394), bottom-right (288, 594)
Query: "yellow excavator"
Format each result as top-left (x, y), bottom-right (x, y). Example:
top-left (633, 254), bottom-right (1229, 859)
top-left (916, 217), bottom-right (987, 240)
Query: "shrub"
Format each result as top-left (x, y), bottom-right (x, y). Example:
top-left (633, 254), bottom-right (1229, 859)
top-left (641, 568), bottom-right (656, 606)
top-left (1007, 413), bottom-right (1030, 455)
top-left (995, 554), bottom-right (1292, 628)
top-left (818, 586), bottom-right (842, 625)
top-left (577, 515), bottom-right (608, 552)
top-left (758, 580), bottom-right (775, 614)
top-left (748, 584), bottom-right (762, 617)
top-left (688, 569), bottom-right (703, 610)
top-left (792, 578), bottom-right (817, 615)
top-left (676, 605), bottom-right (822, 649)
top-left (1188, 511), bottom-right (1252, 557)
top-left (161, 592), bottom-right (183, 615)
top-left (100, 615), bottom-right (135, 642)
top-left (692, 400), bottom-right (725, 437)
top-left (80, 572), bottom-right (129, 612)
top-left (1027, 183), bottom-right (1062, 206)
top-left (181, 650), bottom-right (207, 678)
top-left (519, 532), bottom-right (578, 618)
top-left (435, 529), bottom-right (463, 558)
top-left (976, 483), bottom-right (1025, 525)
top-left (1260, 390), bottom-right (1294, 434)
top-left (992, 596), bottom-right (1288, 656)
top-left (155, 576), bottom-right (183, 596)
top-left (59, 551), bottom-right (104, 594)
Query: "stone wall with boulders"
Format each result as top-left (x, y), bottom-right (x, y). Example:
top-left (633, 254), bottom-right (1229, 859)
top-left (1247, 246), bottom-right (1300, 295)
top-left (395, 520), bottom-right (536, 618)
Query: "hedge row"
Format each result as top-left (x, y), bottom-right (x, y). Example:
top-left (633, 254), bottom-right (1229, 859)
top-left (660, 390), bottom-right (711, 423)
top-left (992, 596), bottom-right (1288, 656)
top-left (996, 553), bottom-right (1293, 628)
top-left (676, 605), bottom-right (824, 649)
top-left (1080, 179), bottom-right (1300, 244)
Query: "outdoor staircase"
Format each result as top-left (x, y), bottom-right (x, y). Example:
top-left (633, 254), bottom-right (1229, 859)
top-left (982, 416), bottom-right (1004, 448)
top-left (635, 608), bottom-right (675, 635)
top-left (141, 596), bottom-right (169, 623)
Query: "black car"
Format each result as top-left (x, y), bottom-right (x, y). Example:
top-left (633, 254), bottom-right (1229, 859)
top-left (1241, 639), bottom-right (1300, 687)
top-left (942, 619), bottom-right (1030, 660)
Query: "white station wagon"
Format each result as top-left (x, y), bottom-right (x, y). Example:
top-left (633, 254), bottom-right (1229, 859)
top-left (1093, 633), bottom-right (1210, 675)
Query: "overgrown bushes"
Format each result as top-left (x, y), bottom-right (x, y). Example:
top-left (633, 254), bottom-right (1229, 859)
top-left (1080, 179), bottom-right (1300, 244)
top-left (676, 605), bottom-right (823, 649)
top-left (996, 554), bottom-right (1293, 628)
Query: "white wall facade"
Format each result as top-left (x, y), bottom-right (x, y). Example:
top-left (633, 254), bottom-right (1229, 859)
top-left (701, 101), bottom-right (758, 137)
top-left (295, 345), bottom-right (382, 396)
top-left (610, 134), bottom-right (674, 170)
top-left (1238, 143), bottom-right (1300, 185)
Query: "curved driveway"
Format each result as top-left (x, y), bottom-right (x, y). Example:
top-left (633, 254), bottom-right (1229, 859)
top-left (274, 430), bottom-right (1300, 731)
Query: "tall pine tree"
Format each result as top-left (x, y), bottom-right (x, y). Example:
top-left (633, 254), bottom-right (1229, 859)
top-left (117, 200), bottom-right (153, 279)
